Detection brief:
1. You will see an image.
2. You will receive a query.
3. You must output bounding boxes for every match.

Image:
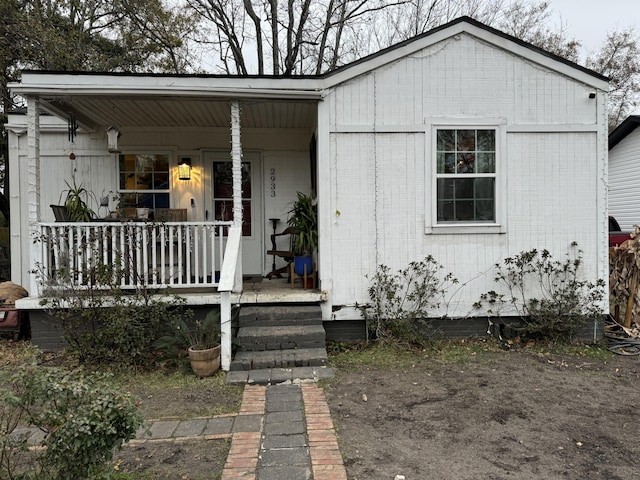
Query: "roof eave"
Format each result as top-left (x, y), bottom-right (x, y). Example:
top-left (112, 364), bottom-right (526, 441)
top-left (9, 73), bottom-right (326, 100)
top-left (609, 115), bottom-right (640, 150)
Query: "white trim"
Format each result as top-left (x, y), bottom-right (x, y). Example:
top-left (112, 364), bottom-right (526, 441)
top-left (11, 75), bottom-right (325, 99)
top-left (331, 125), bottom-right (425, 133)
top-left (317, 99), bottom-right (333, 320)
top-left (425, 119), bottom-right (507, 235)
top-left (506, 124), bottom-right (601, 133)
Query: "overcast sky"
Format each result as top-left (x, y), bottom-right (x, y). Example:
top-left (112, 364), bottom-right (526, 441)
top-left (549, 0), bottom-right (638, 57)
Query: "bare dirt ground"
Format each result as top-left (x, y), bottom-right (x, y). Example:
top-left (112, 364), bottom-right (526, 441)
top-left (5, 340), bottom-right (640, 479)
top-left (114, 372), bottom-right (241, 479)
top-left (113, 438), bottom-right (230, 479)
top-left (324, 346), bottom-right (640, 480)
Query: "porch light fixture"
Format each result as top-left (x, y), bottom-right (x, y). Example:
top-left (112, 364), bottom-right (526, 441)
top-left (106, 126), bottom-right (121, 153)
top-left (178, 157), bottom-right (192, 180)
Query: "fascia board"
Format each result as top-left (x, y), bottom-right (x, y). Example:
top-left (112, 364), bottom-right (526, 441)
top-left (10, 74), bottom-right (326, 100)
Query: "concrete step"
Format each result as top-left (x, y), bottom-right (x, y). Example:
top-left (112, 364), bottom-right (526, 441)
top-left (226, 366), bottom-right (335, 385)
top-left (239, 305), bottom-right (322, 327)
top-left (236, 325), bottom-right (326, 351)
top-left (230, 347), bottom-right (329, 371)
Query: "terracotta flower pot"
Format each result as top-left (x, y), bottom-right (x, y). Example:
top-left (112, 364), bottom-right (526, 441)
top-left (188, 345), bottom-right (221, 377)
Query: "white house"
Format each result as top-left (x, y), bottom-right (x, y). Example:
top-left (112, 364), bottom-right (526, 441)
top-left (7, 17), bottom-right (610, 365)
top-left (609, 115), bottom-right (640, 230)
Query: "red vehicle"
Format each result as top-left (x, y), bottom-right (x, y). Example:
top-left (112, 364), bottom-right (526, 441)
top-left (609, 216), bottom-right (634, 247)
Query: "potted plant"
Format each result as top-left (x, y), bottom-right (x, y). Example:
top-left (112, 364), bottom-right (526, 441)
top-left (287, 192), bottom-right (318, 276)
top-left (60, 174), bottom-right (96, 221)
top-left (171, 310), bottom-right (221, 377)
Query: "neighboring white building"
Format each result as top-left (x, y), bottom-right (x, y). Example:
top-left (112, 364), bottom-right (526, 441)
top-left (7, 16), bottom-right (610, 349)
top-left (609, 115), bottom-right (640, 230)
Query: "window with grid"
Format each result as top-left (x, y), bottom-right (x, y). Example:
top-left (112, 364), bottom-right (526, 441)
top-left (118, 154), bottom-right (170, 210)
top-left (436, 129), bottom-right (496, 223)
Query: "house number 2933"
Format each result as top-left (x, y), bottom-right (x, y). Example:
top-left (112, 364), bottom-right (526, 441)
top-left (270, 168), bottom-right (276, 197)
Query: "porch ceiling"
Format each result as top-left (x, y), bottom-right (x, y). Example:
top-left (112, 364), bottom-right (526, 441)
top-left (40, 95), bottom-right (318, 130)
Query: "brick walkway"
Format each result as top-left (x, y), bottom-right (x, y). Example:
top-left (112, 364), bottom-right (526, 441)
top-left (222, 383), bottom-right (347, 480)
top-left (14, 382), bottom-right (346, 479)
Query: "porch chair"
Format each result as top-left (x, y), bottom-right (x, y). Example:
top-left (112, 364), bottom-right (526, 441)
top-left (266, 226), bottom-right (296, 279)
top-left (50, 205), bottom-right (70, 222)
top-left (154, 208), bottom-right (187, 222)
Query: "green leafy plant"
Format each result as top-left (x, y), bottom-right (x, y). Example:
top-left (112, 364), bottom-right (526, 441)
top-left (34, 227), bottom-right (189, 369)
top-left (59, 174), bottom-right (96, 221)
top-left (1, 367), bottom-right (143, 480)
top-left (287, 192), bottom-right (318, 256)
top-left (475, 244), bottom-right (605, 341)
top-left (357, 256), bottom-right (458, 344)
top-left (164, 309), bottom-right (221, 351)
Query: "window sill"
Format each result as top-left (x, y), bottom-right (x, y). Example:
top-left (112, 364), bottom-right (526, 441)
top-left (427, 223), bottom-right (506, 235)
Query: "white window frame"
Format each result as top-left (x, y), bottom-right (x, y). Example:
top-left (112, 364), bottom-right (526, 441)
top-left (425, 118), bottom-right (507, 235)
top-left (117, 151), bottom-right (173, 210)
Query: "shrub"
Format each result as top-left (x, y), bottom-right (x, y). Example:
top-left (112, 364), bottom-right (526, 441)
top-left (357, 256), bottom-right (458, 344)
top-left (475, 244), bottom-right (605, 341)
top-left (34, 230), bottom-right (190, 369)
top-left (1, 367), bottom-right (143, 480)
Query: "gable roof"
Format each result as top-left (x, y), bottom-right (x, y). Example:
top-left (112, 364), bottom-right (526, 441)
top-left (9, 16), bottom-right (609, 131)
top-left (323, 16), bottom-right (608, 89)
top-left (609, 116), bottom-right (640, 150)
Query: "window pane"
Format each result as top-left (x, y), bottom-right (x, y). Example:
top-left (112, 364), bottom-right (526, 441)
top-left (455, 178), bottom-right (475, 199)
top-left (476, 153), bottom-right (495, 173)
top-left (215, 200), bottom-right (233, 222)
top-left (437, 152), bottom-right (457, 173)
top-left (242, 200), bottom-right (252, 236)
top-left (457, 130), bottom-right (475, 151)
top-left (154, 193), bottom-right (170, 209)
top-left (477, 130), bottom-right (495, 151)
top-left (241, 163), bottom-right (251, 198)
top-left (437, 178), bottom-right (454, 200)
top-left (456, 153), bottom-right (476, 174)
top-left (455, 200), bottom-right (475, 220)
top-left (436, 178), bottom-right (495, 222)
top-left (437, 130), bottom-right (455, 151)
top-left (154, 155), bottom-right (169, 172)
top-left (475, 178), bottom-right (494, 220)
top-left (154, 172), bottom-right (170, 189)
top-left (213, 162), bottom-right (233, 199)
top-left (121, 192), bottom-right (137, 208)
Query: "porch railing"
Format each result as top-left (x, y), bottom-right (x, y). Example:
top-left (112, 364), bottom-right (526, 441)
top-left (35, 221), bottom-right (233, 291)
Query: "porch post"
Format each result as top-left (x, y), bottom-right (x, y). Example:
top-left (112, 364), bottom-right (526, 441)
top-left (220, 291), bottom-right (232, 371)
top-left (230, 100), bottom-right (243, 290)
top-left (26, 97), bottom-right (41, 296)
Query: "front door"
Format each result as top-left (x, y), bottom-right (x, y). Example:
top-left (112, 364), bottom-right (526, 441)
top-left (204, 152), bottom-right (263, 276)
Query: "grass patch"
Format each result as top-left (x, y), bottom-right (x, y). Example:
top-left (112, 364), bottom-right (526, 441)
top-left (116, 370), bottom-right (243, 420)
top-left (327, 337), bottom-right (611, 373)
top-left (424, 338), bottom-right (504, 363)
top-left (328, 338), bottom-right (504, 371)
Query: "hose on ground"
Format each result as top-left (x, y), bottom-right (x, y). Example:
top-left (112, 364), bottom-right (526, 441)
top-left (605, 316), bottom-right (640, 356)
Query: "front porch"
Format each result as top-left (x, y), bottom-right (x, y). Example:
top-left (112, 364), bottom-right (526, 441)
top-left (22, 219), bottom-right (325, 372)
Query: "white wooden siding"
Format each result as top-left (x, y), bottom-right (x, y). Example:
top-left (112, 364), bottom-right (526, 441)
top-left (12, 125), bottom-right (313, 289)
top-left (332, 34), bottom-right (597, 128)
top-left (609, 129), bottom-right (640, 230)
top-left (326, 33), bottom-right (604, 317)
